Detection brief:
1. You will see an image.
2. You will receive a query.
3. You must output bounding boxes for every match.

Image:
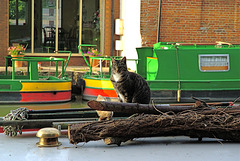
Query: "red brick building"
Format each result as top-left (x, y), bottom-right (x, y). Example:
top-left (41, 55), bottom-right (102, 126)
top-left (0, 0), bottom-right (239, 66)
top-left (141, 0), bottom-right (240, 46)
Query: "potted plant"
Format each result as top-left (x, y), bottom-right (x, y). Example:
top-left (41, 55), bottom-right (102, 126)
top-left (86, 47), bottom-right (102, 67)
top-left (8, 44), bottom-right (26, 67)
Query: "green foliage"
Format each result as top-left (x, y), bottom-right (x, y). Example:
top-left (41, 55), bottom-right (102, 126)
top-left (9, 0), bottom-right (26, 20)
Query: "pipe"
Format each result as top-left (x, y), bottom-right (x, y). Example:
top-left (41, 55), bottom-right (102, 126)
top-left (55, 0), bottom-right (59, 53)
top-left (111, 0), bottom-right (115, 56)
top-left (157, 0), bottom-right (162, 42)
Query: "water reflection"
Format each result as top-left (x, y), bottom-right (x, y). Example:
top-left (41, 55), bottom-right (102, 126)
top-left (0, 100), bottom-right (88, 117)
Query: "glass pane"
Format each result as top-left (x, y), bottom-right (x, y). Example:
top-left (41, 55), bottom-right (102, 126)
top-left (18, 0), bottom-right (27, 25)
top-left (9, 0), bottom-right (17, 25)
top-left (62, 0), bottom-right (80, 53)
top-left (33, 0), bottom-right (100, 53)
top-left (9, 0), bottom-right (28, 25)
top-left (37, 0), bottom-right (59, 53)
top-left (199, 54), bottom-right (229, 72)
top-left (82, 0), bottom-right (100, 48)
top-left (9, 0), bottom-right (31, 53)
top-left (62, 0), bottom-right (100, 53)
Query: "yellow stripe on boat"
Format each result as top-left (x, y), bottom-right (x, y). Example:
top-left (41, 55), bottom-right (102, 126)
top-left (84, 78), bottom-right (114, 89)
top-left (20, 82), bottom-right (71, 91)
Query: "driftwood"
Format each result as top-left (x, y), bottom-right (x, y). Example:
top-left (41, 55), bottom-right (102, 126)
top-left (69, 107), bottom-right (240, 145)
top-left (87, 100), bottom-right (232, 114)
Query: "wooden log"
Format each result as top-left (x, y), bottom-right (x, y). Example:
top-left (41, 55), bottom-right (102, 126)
top-left (87, 100), bottom-right (234, 115)
top-left (87, 100), bottom-right (198, 114)
top-left (68, 107), bottom-right (240, 145)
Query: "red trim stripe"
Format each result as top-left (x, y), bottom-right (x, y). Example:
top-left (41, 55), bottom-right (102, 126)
top-left (83, 88), bottom-right (118, 97)
top-left (20, 91), bottom-right (71, 102)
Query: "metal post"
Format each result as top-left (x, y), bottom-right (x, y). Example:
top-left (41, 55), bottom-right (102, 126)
top-left (31, 0), bottom-right (34, 53)
top-left (157, 0), bottom-right (162, 42)
top-left (111, 0), bottom-right (115, 56)
top-left (79, 0), bottom-right (83, 49)
top-left (55, 0), bottom-right (59, 53)
top-left (12, 59), bottom-right (15, 80)
top-left (100, 0), bottom-right (105, 55)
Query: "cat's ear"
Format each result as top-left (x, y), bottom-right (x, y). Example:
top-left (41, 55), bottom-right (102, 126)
top-left (122, 57), bottom-right (127, 64)
top-left (110, 57), bottom-right (115, 63)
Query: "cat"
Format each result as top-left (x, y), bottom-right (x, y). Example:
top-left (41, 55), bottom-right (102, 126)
top-left (110, 57), bottom-right (151, 104)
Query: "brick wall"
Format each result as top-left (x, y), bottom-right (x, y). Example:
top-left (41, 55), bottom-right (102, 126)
top-left (141, 0), bottom-right (159, 46)
top-left (141, 0), bottom-right (240, 46)
top-left (0, 0), bottom-right (9, 65)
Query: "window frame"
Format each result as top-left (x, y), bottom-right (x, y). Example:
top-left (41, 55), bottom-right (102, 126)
top-left (198, 54), bottom-right (230, 72)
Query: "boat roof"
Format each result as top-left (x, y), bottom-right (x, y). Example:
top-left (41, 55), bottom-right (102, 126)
top-left (1, 132), bottom-right (239, 161)
top-left (153, 42), bottom-right (240, 50)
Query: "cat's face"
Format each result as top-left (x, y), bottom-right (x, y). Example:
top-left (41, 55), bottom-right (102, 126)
top-left (111, 57), bottom-right (127, 74)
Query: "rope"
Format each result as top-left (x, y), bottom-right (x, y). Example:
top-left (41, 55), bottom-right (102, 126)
top-left (175, 46), bottom-right (181, 102)
top-left (3, 108), bottom-right (28, 137)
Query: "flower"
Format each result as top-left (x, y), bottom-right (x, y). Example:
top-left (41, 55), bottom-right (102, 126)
top-left (86, 47), bottom-right (102, 56)
top-left (8, 45), bottom-right (26, 56)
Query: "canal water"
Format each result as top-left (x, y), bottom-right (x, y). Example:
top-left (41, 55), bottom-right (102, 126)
top-left (0, 100), bottom-right (88, 117)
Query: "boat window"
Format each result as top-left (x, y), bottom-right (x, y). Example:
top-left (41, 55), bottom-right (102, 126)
top-left (199, 54), bottom-right (229, 72)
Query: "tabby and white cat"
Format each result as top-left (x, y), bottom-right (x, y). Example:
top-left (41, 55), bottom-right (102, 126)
top-left (110, 57), bottom-right (151, 104)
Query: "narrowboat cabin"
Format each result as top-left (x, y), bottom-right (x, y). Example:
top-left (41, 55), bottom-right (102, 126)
top-left (138, 42), bottom-right (240, 103)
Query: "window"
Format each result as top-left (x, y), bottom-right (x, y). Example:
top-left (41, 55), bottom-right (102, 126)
top-left (199, 54), bottom-right (229, 72)
top-left (9, 0), bottom-right (100, 54)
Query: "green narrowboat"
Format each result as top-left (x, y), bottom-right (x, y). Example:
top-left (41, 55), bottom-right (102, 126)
top-left (0, 52), bottom-right (72, 104)
top-left (138, 42), bottom-right (240, 102)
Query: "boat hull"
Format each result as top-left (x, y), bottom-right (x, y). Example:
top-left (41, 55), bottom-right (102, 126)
top-left (82, 77), bottom-right (240, 103)
top-left (0, 81), bottom-right (72, 103)
top-left (151, 89), bottom-right (240, 103)
top-left (83, 78), bottom-right (118, 101)
top-left (0, 91), bottom-right (71, 103)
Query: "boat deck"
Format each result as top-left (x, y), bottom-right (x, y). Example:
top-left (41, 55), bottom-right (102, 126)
top-left (1, 132), bottom-right (239, 161)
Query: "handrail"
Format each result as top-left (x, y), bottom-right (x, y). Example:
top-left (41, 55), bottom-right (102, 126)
top-left (4, 54), bottom-right (71, 80)
top-left (78, 44), bottom-right (123, 78)
top-left (78, 44), bottom-right (96, 68)
top-left (57, 51), bottom-right (72, 76)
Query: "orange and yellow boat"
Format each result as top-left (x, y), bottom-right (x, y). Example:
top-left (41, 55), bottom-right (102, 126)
top-left (78, 44), bottom-right (120, 101)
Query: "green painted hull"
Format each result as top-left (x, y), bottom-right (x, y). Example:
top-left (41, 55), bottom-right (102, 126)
top-left (137, 42), bottom-right (240, 102)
